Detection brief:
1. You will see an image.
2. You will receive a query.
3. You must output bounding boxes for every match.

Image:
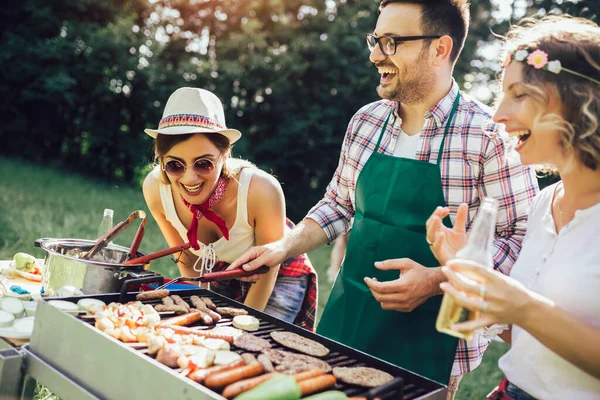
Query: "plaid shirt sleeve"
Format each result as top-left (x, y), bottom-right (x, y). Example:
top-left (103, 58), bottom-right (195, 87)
top-left (480, 124), bottom-right (539, 275)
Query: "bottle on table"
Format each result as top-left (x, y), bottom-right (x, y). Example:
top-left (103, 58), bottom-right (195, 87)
top-left (97, 208), bottom-right (114, 244)
top-left (436, 197), bottom-right (499, 340)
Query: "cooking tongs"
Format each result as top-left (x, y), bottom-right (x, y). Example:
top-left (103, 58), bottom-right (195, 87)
top-left (154, 265), bottom-right (271, 290)
top-left (81, 210), bottom-right (147, 260)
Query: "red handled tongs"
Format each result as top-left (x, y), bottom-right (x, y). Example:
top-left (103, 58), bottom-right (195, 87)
top-left (81, 210), bottom-right (147, 260)
top-left (153, 265), bottom-right (271, 290)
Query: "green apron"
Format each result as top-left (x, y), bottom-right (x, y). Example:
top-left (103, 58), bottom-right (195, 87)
top-left (318, 93), bottom-right (461, 384)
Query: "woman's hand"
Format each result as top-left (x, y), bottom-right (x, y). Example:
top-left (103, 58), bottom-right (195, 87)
top-left (439, 259), bottom-right (533, 332)
top-left (425, 203), bottom-right (468, 265)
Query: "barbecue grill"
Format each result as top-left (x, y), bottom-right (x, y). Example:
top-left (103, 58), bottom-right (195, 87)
top-left (4, 288), bottom-right (446, 399)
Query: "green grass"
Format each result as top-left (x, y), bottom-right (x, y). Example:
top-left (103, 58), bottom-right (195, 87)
top-left (0, 155), bottom-right (507, 398)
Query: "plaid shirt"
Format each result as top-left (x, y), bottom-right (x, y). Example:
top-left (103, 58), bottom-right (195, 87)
top-left (306, 82), bottom-right (538, 375)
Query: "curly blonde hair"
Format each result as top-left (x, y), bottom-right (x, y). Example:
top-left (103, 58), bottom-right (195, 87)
top-left (500, 15), bottom-right (600, 171)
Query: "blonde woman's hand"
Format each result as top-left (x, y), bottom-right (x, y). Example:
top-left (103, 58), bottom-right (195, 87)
top-left (425, 203), bottom-right (468, 265)
top-left (439, 259), bottom-right (534, 332)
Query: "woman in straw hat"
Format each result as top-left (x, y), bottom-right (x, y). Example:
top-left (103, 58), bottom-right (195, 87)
top-left (143, 87), bottom-right (317, 330)
top-left (426, 15), bottom-right (600, 399)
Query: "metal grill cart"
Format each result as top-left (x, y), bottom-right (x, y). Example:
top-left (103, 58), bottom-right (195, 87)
top-left (1, 288), bottom-right (447, 399)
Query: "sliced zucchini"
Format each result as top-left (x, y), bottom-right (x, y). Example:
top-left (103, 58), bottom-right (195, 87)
top-left (13, 317), bottom-right (35, 335)
top-left (77, 298), bottom-right (106, 312)
top-left (232, 315), bottom-right (260, 331)
top-left (0, 310), bottom-right (15, 328)
top-left (48, 300), bottom-right (81, 314)
top-left (1, 298), bottom-right (25, 318)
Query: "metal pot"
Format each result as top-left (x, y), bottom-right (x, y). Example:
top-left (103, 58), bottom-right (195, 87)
top-left (35, 238), bottom-right (163, 297)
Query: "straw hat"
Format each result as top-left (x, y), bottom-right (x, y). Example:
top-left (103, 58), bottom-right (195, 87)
top-left (144, 87), bottom-right (241, 144)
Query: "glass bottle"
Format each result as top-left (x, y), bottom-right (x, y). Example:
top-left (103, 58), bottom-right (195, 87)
top-left (97, 208), bottom-right (114, 244)
top-left (436, 197), bottom-right (499, 340)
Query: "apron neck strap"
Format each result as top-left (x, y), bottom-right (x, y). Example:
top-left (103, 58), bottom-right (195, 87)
top-left (374, 107), bottom-right (394, 151)
top-left (374, 91), bottom-right (461, 160)
top-left (436, 91), bottom-right (461, 165)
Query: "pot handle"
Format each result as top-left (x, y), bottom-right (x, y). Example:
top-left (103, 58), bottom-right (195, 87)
top-left (119, 274), bottom-right (164, 303)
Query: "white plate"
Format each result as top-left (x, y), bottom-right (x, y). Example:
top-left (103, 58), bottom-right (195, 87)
top-left (0, 317), bottom-right (35, 340)
top-left (7, 261), bottom-right (42, 282)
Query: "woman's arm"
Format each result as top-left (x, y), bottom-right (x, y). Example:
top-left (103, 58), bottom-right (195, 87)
top-left (441, 260), bottom-right (600, 379)
top-left (142, 169), bottom-right (200, 277)
top-left (241, 170), bottom-right (284, 311)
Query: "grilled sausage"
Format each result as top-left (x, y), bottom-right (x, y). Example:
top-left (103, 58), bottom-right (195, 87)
top-left (156, 345), bottom-right (182, 368)
top-left (200, 297), bottom-right (217, 310)
top-left (154, 304), bottom-right (188, 315)
top-left (298, 374), bottom-right (337, 396)
top-left (204, 363), bottom-right (264, 390)
top-left (136, 289), bottom-right (170, 301)
top-left (189, 308), bottom-right (214, 325)
top-left (221, 372), bottom-right (279, 399)
top-left (257, 354), bottom-right (275, 372)
top-left (166, 325), bottom-right (235, 343)
top-left (292, 368), bottom-right (325, 382)
top-left (188, 359), bottom-right (246, 384)
top-left (158, 310), bottom-right (203, 327)
top-left (162, 296), bottom-right (175, 306)
top-left (170, 295), bottom-right (190, 310)
top-left (190, 296), bottom-right (222, 322)
top-left (215, 307), bottom-right (248, 317)
top-left (241, 353), bottom-right (258, 365)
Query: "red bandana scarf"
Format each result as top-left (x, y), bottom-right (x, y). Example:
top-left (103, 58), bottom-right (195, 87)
top-left (181, 177), bottom-right (229, 250)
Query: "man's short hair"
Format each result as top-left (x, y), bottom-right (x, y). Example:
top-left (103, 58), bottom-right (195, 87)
top-left (379, 0), bottom-right (470, 64)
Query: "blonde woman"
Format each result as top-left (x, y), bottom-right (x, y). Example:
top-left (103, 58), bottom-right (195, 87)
top-left (143, 88), bottom-right (317, 330)
top-left (427, 16), bottom-right (600, 399)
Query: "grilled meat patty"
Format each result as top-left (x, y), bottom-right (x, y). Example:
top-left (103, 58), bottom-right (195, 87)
top-left (270, 331), bottom-right (330, 357)
top-left (261, 349), bottom-right (332, 373)
top-left (332, 366), bottom-right (394, 387)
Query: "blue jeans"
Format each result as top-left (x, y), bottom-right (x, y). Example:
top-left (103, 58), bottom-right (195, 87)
top-left (263, 275), bottom-right (308, 323)
top-left (506, 382), bottom-right (537, 400)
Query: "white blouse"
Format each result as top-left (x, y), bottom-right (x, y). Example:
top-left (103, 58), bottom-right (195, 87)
top-left (499, 182), bottom-right (600, 399)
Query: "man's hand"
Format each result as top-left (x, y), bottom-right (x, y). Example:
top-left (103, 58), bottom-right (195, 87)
top-left (364, 258), bottom-right (442, 312)
top-left (227, 241), bottom-right (288, 282)
top-left (425, 203), bottom-right (468, 265)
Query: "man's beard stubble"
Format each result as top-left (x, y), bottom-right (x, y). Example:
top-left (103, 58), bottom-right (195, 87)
top-left (376, 51), bottom-right (434, 105)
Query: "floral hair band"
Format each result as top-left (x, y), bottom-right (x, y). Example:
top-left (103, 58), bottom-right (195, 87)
top-left (502, 48), bottom-right (600, 85)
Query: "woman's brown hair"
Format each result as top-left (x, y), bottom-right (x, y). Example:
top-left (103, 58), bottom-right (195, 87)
top-left (501, 15), bottom-right (600, 171)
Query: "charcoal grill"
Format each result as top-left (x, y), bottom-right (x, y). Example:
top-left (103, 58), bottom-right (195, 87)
top-left (13, 288), bottom-right (446, 399)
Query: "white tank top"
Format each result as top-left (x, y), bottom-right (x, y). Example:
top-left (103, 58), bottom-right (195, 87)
top-left (159, 168), bottom-right (256, 264)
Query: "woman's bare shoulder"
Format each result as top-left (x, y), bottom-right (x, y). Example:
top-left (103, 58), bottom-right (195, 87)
top-left (248, 168), bottom-right (283, 194)
top-left (142, 167), bottom-right (164, 210)
top-left (246, 169), bottom-right (285, 211)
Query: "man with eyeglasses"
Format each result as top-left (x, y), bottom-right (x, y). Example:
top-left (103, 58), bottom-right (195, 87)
top-left (230, 0), bottom-right (538, 396)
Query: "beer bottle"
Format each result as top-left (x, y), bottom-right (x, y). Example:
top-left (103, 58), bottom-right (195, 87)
top-left (436, 197), bottom-right (499, 340)
top-left (97, 208), bottom-right (114, 245)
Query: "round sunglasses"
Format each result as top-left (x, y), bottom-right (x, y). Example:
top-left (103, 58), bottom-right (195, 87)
top-left (162, 157), bottom-right (218, 178)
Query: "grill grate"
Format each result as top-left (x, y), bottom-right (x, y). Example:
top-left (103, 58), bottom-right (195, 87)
top-left (67, 288), bottom-right (446, 400)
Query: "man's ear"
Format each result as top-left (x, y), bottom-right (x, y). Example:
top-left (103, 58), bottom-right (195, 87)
top-left (431, 35), bottom-right (453, 66)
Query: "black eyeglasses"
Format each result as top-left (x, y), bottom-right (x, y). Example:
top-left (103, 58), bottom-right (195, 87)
top-left (366, 33), bottom-right (441, 56)
top-left (162, 157), bottom-right (219, 178)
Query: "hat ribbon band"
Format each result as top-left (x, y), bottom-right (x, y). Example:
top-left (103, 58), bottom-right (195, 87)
top-left (158, 113), bottom-right (226, 130)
